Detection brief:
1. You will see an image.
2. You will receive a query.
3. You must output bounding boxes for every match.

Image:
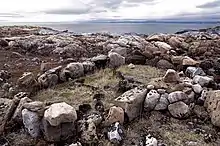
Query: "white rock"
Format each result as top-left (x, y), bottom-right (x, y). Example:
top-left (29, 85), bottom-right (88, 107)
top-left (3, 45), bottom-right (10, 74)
top-left (114, 87), bottom-right (147, 121)
top-left (22, 109), bottom-right (41, 138)
top-left (69, 142), bottom-right (82, 146)
top-left (154, 41), bottom-right (172, 51)
top-left (193, 75), bottom-right (213, 87)
top-left (192, 84), bottom-right (203, 94)
top-left (44, 102), bottom-right (77, 126)
top-left (144, 90), bottom-right (160, 111)
top-left (128, 63), bottom-right (135, 69)
top-left (147, 85), bottom-right (155, 90)
top-left (168, 91), bottom-right (188, 104)
top-left (154, 93), bottom-right (169, 111)
top-left (108, 122), bottom-right (124, 144)
top-left (145, 134), bottom-right (158, 146)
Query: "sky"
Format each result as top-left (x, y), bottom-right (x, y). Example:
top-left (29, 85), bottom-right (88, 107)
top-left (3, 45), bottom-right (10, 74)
top-left (0, 0), bottom-right (220, 22)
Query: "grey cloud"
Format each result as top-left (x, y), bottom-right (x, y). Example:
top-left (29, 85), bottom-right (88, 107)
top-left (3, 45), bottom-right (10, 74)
top-left (44, 8), bottom-right (91, 15)
top-left (197, 0), bottom-right (220, 8)
top-left (0, 13), bottom-right (23, 18)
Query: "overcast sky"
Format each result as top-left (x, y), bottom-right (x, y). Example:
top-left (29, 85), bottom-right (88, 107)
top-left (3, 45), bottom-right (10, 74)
top-left (0, 0), bottom-right (219, 22)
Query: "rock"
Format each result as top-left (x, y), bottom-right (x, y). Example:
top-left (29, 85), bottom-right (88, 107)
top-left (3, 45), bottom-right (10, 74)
top-left (82, 61), bottom-right (96, 74)
top-left (157, 59), bottom-right (174, 69)
top-left (108, 52), bottom-right (125, 68)
top-left (46, 66), bottom-right (62, 75)
top-left (105, 106), bottom-right (124, 126)
top-left (91, 54), bottom-right (108, 69)
top-left (192, 84), bottom-right (203, 94)
top-left (182, 56), bottom-right (199, 66)
top-left (154, 93), bottom-right (169, 110)
top-left (0, 98), bottom-right (16, 135)
top-left (171, 56), bottom-right (184, 65)
top-left (60, 62), bottom-right (84, 81)
top-left (127, 50), bottom-right (146, 65)
top-left (0, 39), bottom-right (8, 47)
top-left (44, 102), bottom-right (77, 126)
top-left (168, 91), bottom-right (188, 104)
top-left (114, 87), bottom-right (147, 121)
top-left (17, 72), bottom-right (35, 87)
top-left (85, 113), bottom-right (103, 126)
top-left (168, 101), bottom-right (190, 119)
top-left (12, 97), bottom-right (32, 123)
top-left (107, 122), bottom-right (124, 144)
top-left (197, 89), bottom-right (208, 105)
top-left (42, 118), bottom-right (75, 142)
top-left (145, 134), bottom-right (158, 146)
top-left (23, 101), bottom-right (45, 116)
top-left (144, 90), bottom-right (160, 111)
top-left (193, 105), bottom-right (209, 120)
top-left (0, 70), bottom-right (11, 81)
top-left (110, 47), bottom-right (127, 57)
top-left (78, 120), bottom-right (98, 144)
top-left (38, 73), bottom-right (58, 88)
top-left (147, 85), bottom-right (155, 90)
top-left (11, 52), bottom-right (23, 58)
top-left (14, 92), bottom-right (29, 100)
top-left (157, 89), bottom-right (166, 94)
top-left (147, 34), bottom-right (165, 42)
top-left (69, 142), bottom-right (82, 146)
top-left (193, 75), bottom-right (213, 87)
top-left (168, 36), bottom-right (182, 48)
top-left (128, 63), bottom-right (135, 69)
top-left (154, 41), bottom-right (172, 51)
top-left (40, 62), bottom-right (53, 72)
top-left (185, 67), bottom-right (206, 78)
top-left (163, 69), bottom-right (180, 83)
top-left (22, 109), bottom-right (41, 138)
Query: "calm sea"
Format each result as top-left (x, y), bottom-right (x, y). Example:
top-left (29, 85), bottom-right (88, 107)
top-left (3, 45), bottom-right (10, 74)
top-left (1, 22), bottom-right (220, 34)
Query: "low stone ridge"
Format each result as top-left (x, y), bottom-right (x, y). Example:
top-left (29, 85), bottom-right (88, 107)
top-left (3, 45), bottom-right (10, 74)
top-left (1, 25), bottom-right (220, 145)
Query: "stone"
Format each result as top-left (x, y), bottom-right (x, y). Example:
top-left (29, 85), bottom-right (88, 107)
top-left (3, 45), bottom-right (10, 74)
top-left (204, 90), bottom-right (220, 113)
top-left (168, 101), bottom-right (190, 119)
top-left (147, 85), bottom-right (155, 90)
top-left (128, 63), bottom-right (135, 69)
top-left (182, 56), bottom-right (199, 66)
top-left (105, 106), bottom-right (124, 126)
top-left (193, 75), bottom-right (213, 87)
top-left (157, 59), bottom-right (174, 69)
top-left (17, 72), bottom-right (35, 87)
top-left (168, 36), bottom-right (182, 48)
top-left (108, 52), bottom-right (125, 68)
top-left (91, 54), bottom-right (108, 69)
top-left (157, 89), bottom-right (166, 94)
top-left (78, 120), bottom-right (98, 144)
top-left (168, 91), bottom-right (188, 104)
top-left (82, 61), bottom-right (96, 74)
top-left (40, 62), bottom-right (54, 72)
top-left (12, 97), bottom-right (32, 123)
top-left (185, 67), bottom-right (206, 78)
top-left (147, 34), bottom-right (165, 42)
top-left (144, 90), bottom-right (160, 111)
top-left (114, 87), bottom-right (147, 121)
top-left (197, 89), bottom-right (208, 105)
top-left (171, 56), bottom-right (184, 65)
top-left (107, 122), bottom-right (124, 144)
top-left (60, 62), bottom-right (84, 81)
top-left (0, 70), bottom-right (11, 81)
top-left (163, 69), bottom-right (180, 83)
top-left (38, 73), bottom-right (58, 88)
top-left (23, 101), bottom-right (45, 116)
top-left (46, 66), bottom-right (62, 75)
top-left (154, 41), bottom-right (172, 51)
top-left (22, 109), bottom-right (41, 138)
top-left (42, 118), bottom-right (75, 142)
top-left (154, 93), bottom-right (169, 111)
top-left (0, 98), bottom-right (16, 135)
top-left (69, 142), bottom-right (82, 146)
top-left (145, 134), bottom-right (158, 146)
top-left (14, 92), bottom-right (29, 100)
top-left (193, 105), bottom-right (209, 120)
top-left (44, 102), bottom-right (77, 126)
top-left (86, 113), bottom-right (103, 126)
top-left (0, 39), bottom-right (9, 47)
top-left (192, 84), bottom-right (203, 94)
top-left (110, 47), bottom-right (127, 57)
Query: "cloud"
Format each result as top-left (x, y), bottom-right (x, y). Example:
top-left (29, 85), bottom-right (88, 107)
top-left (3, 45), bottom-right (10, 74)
top-left (0, 13), bottom-right (23, 18)
top-left (197, 0), bottom-right (220, 8)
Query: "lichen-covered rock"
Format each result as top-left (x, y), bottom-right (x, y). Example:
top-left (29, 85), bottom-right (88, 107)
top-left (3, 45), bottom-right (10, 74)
top-left (168, 91), bottom-right (188, 104)
top-left (163, 69), bottom-right (180, 83)
top-left (22, 109), bottom-right (41, 138)
top-left (144, 90), bottom-right (160, 112)
top-left (105, 106), bottom-right (124, 126)
top-left (108, 52), bottom-right (125, 68)
top-left (44, 102), bottom-right (77, 126)
top-left (114, 87), bottom-right (147, 121)
top-left (60, 62), bottom-right (84, 81)
top-left (168, 101), bottom-right (190, 119)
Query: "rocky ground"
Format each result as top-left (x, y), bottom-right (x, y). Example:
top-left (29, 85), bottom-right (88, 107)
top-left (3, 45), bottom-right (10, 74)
top-left (1, 25), bottom-right (220, 146)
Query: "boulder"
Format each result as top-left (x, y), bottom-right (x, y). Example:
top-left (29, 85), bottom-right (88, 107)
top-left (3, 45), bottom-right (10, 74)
top-left (192, 84), bottom-right (203, 94)
top-left (23, 101), bottom-right (45, 116)
top-left (154, 93), bottom-right (169, 111)
top-left (38, 73), bottom-right (58, 88)
top-left (154, 41), bottom-right (172, 51)
top-left (110, 47), bottom-right (127, 57)
top-left (82, 61), bottom-right (96, 74)
top-left (22, 109), bottom-right (41, 138)
top-left (185, 67), bottom-right (206, 78)
top-left (91, 54), bottom-right (108, 69)
top-left (60, 62), bottom-right (84, 82)
top-left (108, 52), bottom-right (125, 68)
top-left (156, 59), bottom-right (174, 69)
top-left (12, 97), bottom-right (32, 123)
top-left (114, 87), bottom-right (147, 121)
top-left (17, 72), bottom-right (36, 87)
top-left (44, 102), bottom-right (77, 126)
top-left (163, 69), bottom-right (180, 83)
top-left (0, 39), bottom-right (9, 47)
top-left (0, 98), bottom-right (16, 135)
top-left (107, 122), bottom-right (124, 144)
top-left (182, 56), bottom-right (199, 66)
top-left (105, 106), bottom-right (124, 126)
top-left (193, 75), bottom-right (213, 87)
top-left (147, 34), bottom-right (165, 42)
top-left (168, 91), bottom-right (188, 104)
top-left (193, 105), bottom-right (209, 120)
top-left (171, 56), bottom-right (184, 65)
top-left (144, 90), bottom-right (160, 112)
top-left (168, 101), bottom-right (190, 119)
top-left (168, 36), bottom-right (182, 48)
